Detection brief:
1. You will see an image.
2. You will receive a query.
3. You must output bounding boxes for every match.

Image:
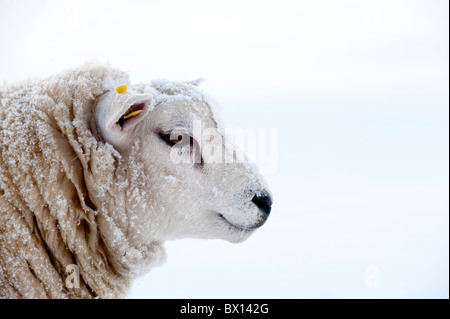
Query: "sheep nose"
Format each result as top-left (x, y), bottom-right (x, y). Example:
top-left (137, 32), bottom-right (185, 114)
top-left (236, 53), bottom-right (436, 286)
top-left (252, 193), bottom-right (273, 215)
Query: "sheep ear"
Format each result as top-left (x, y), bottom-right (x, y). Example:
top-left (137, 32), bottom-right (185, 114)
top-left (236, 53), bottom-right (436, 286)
top-left (95, 89), bottom-right (153, 147)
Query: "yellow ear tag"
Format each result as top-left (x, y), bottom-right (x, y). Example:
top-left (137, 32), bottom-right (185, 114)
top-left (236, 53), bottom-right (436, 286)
top-left (115, 85), bottom-right (127, 94)
top-left (123, 110), bottom-right (142, 119)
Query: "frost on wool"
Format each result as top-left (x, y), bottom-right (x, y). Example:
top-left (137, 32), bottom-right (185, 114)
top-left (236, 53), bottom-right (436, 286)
top-left (0, 63), bottom-right (166, 299)
top-left (132, 78), bottom-right (225, 135)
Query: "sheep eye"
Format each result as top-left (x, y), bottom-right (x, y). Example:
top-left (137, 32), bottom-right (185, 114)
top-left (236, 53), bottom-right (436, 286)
top-left (157, 130), bottom-right (203, 168)
top-left (159, 132), bottom-right (183, 146)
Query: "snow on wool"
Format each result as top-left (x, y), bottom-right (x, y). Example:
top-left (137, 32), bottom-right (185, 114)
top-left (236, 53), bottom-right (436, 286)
top-left (0, 63), bottom-right (272, 299)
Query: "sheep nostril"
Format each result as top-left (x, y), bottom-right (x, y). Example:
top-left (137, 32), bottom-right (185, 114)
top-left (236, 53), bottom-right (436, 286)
top-left (251, 193), bottom-right (272, 215)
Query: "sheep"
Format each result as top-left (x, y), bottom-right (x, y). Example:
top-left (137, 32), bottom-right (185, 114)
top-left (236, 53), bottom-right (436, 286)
top-left (0, 63), bottom-right (272, 299)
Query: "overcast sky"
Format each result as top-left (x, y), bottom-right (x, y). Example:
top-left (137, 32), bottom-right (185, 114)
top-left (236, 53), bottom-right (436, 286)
top-left (1, 0), bottom-right (448, 298)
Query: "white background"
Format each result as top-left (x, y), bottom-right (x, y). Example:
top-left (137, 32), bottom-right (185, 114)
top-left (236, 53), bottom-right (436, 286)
top-left (1, 0), bottom-right (448, 298)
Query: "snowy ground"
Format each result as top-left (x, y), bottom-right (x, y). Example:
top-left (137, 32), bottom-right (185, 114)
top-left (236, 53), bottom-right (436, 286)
top-left (1, 0), bottom-right (448, 298)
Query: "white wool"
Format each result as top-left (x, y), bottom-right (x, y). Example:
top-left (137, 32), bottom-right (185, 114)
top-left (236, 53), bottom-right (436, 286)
top-left (102, 74), bottom-right (129, 93)
top-left (91, 60), bottom-right (130, 94)
top-left (164, 175), bottom-right (178, 184)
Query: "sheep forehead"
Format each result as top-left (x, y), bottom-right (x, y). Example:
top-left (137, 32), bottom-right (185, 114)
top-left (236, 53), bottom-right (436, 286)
top-left (150, 78), bottom-right (203, 98)
top-left (155, 98), bottom-right (215, 126)
top-left (140, 80), bottom-right (219, 129)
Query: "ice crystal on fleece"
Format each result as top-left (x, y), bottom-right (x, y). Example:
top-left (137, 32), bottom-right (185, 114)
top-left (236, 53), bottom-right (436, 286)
top-left (0, 63), bottom-right (166, 299)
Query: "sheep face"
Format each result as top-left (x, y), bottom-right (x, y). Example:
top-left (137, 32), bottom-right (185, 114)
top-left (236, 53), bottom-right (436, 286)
top-left (94, 83), bottom-right (272, 244)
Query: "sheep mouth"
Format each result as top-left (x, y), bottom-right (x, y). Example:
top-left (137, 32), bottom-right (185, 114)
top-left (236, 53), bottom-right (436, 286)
top-left (218, 214), bottom-right (258, 232)
top-left (117, 101), bottom-right (148, 129)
